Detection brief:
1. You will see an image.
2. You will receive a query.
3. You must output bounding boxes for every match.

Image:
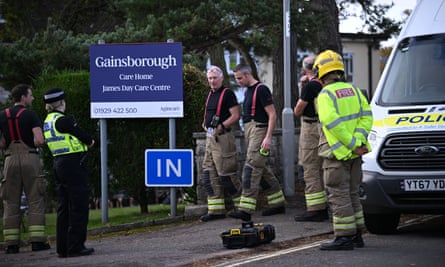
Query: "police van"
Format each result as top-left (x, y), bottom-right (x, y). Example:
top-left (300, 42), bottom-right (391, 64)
top-left (360, 0), bottom-right (445, 234)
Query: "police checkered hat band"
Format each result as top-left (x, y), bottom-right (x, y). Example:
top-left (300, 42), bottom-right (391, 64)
top-left (44, 87), bottom-right (65, 103)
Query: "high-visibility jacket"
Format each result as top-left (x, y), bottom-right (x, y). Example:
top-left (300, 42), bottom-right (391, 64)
top-left (317, 82), bottom-right (373, 160)
top-left (43, 113), bottom-right (88, 156)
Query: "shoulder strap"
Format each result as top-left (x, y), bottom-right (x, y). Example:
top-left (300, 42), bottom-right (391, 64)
top-left (251, 83), bottom-right (263, 117)
top-left (5, 107), bottom-right (26, 141)
top-left (215, 88), bottom-right (228, 116)
top-left (204, 88), bottom-right (229, 123)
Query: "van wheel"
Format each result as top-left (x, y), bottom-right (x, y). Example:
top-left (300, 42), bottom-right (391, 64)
top-left (364, 213), bottom-right (400, 234)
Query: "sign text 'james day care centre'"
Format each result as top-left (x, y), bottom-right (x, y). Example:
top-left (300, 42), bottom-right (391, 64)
top-left (89, 42), bottom-right (183, 118)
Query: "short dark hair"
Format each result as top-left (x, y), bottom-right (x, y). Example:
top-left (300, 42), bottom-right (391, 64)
top-left (11, 84), bottom-right (31, 102)
top-left (233, 63), bottom-right (251, 74)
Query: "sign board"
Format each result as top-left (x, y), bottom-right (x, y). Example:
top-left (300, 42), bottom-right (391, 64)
top-left (145, 149), bottom-right (194, 187)
top-left (89, 43), bottom-right (183, 118)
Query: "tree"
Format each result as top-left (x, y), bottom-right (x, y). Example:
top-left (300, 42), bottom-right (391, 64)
top-left (274, 0), bottom-right (342, 122)
top-left (113, 0), bottom-right (327, 126)
top-left (337, 0), bottom-right (402, 39)
top-left (113, 0), bottom-right (398, 126)
top-left (0, 0), bottom-right (125, 42)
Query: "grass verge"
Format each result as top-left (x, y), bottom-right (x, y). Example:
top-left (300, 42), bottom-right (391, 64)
top-left (0, 204), bottom-right (185, 243)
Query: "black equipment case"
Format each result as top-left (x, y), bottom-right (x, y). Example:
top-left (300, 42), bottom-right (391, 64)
top-left (220, 221), bottom-right (275, 249)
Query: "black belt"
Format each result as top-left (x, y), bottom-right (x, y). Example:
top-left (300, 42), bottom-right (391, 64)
top-left (303, 119), bottom-right (319, 124)
top-left (243, 120), bottom-right (268, 128)
top-left (217, 128), bottom-right (231, 135)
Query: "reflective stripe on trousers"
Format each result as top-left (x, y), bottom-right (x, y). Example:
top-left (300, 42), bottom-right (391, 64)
top-left (239, 196), bottom-right (257, 212)
top-left (267, 190), bottom-right (285, 206)
top-left (305, 190), bottom-right (327, 208)
top-left (333, 214), bottom-right (356, 232)
top-left (29, 225), bottom-right (47, 238)
top-left (207, 198), bottom-right (225, 212)
top-left (3, 228), bottom-right (20, 242)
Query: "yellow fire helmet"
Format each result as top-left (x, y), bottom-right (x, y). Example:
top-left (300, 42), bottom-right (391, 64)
top-left (313, 50), bottom-right (345, 80)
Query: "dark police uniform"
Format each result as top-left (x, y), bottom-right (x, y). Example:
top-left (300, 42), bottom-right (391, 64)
top-left (43, 88), bottom-right (95, 257)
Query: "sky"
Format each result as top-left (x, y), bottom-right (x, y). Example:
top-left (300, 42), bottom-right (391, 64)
top-left (339, 0), bottom-right (418, 46)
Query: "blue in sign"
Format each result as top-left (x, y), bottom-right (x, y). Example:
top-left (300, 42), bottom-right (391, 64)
top-left (145, 149), bottom-right (194, 187)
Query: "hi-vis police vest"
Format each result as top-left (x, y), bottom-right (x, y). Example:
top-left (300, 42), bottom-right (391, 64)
top-left (43, 113), bottom-right (88, 156)
top-left (317, 82), bottom-right (372, 160)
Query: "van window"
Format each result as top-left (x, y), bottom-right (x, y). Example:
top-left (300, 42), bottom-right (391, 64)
top-left (378, 34), bottom-right (445, 106)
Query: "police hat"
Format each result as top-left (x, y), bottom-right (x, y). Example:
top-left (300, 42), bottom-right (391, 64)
top-left (44, 87), bottom-right (65, 103)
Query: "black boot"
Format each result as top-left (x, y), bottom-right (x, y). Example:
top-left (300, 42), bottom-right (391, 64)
top-left (31, 242), bottom-right (51, 251)
top-left (228, 210), bottom-right (251, 221)
top-left (320, 236), bottom-right (354, 250)
top-left (200, 214), bottom-right (226, 222)
top-left (262, 206), bottom-right (286, 216)
top-left (352, 229), bottom-right (365, 248)
top-left (67, 247), bottom-right (95, 257)
top-left (294, 209), bottom-right (329, 222)
top-left (5, 245), bottom-right (19, 254)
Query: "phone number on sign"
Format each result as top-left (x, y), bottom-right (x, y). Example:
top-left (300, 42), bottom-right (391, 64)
top-left (94, 107), bottom-right (138, 114)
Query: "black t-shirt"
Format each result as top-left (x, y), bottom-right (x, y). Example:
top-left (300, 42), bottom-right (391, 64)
top-left (243, 82), bottom-right (273, 123)
top-left (299, 79), bottom-right (322, 117)
top-left (0, 105), bottom-right (41, 148)
top-left (204, 87), bottom-right (238, 128)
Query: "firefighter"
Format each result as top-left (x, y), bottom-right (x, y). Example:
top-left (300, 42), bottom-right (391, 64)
top-left (314, 50), bottom-right (373, 250)
top-left (200, 65), bottom-right (241, 222)
top-left (43, 88), bottom-right (95, 257)
top-left (0, 84), bottom-right (50, 254)
top-left (293, 56), bottom-right (329, 222)
top-left (228, 64), bottom-right (286, 222)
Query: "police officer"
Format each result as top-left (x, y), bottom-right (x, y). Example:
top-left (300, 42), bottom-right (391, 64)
top-left (0, 84), bottom-right (50, 254)
top-left (314, 50), bottom-right (373, 250)
top-left (294, 56), bottom-right (329, 222)
top-left (43, 88), bottom-right (95, 257)
top-left (200, 65), bottom-right (241, 222)
top-left (228, 64), bottom-right (286, 222)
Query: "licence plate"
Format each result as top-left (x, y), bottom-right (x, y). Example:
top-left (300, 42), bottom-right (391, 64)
top-left (403, 179), bottom-right (445, 191)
